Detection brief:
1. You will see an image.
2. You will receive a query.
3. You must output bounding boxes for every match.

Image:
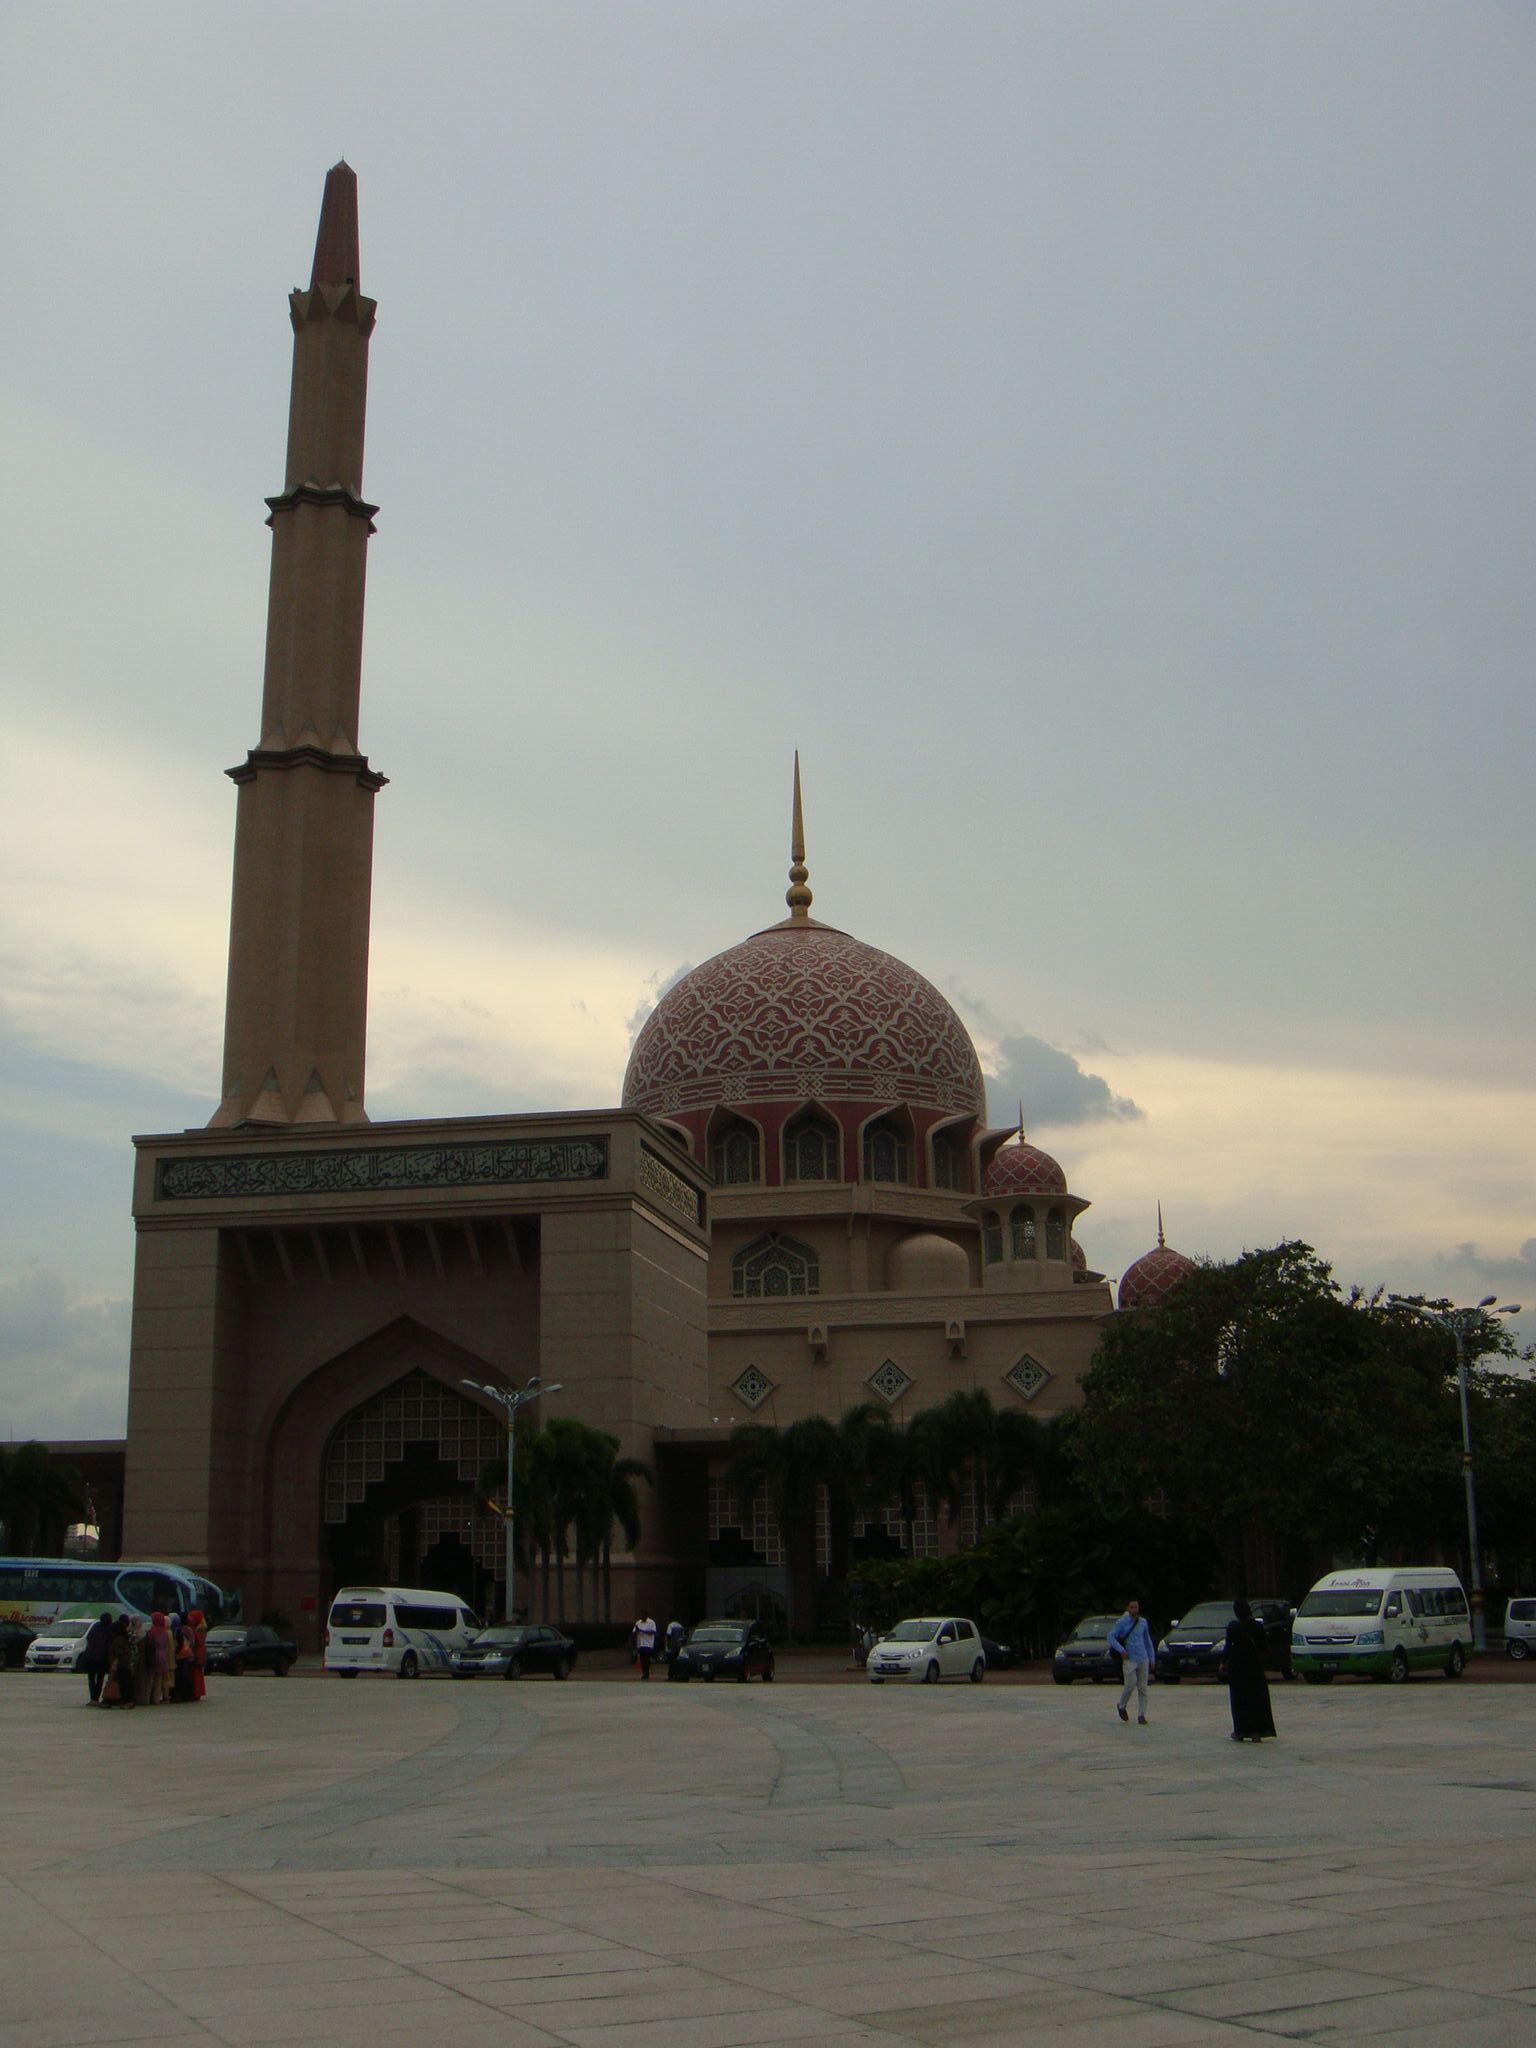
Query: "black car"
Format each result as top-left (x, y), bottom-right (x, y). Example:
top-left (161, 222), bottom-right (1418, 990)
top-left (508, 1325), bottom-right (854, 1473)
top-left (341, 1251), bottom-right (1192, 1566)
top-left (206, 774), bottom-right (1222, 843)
top-left (1157, 1599), bottom-right (1295, 1682)
top-left (669, 1621), bottom-right (774, 1682)
top-left (981, 1635), bottom-right (1015, 1671)
top-left (204, 1624), bottom-right (297, 1676)
top-left (1052, 1613), bottom-right (1125, 1684)
top-left (451, 1624), bottom-right (577, 1680)
top-left (0, 1620), bottom-right (35, 1670)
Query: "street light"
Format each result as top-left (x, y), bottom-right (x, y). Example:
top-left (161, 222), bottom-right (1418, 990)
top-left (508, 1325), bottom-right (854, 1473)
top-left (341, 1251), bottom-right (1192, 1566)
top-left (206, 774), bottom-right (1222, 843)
top-left (1387, 1296), bottom-right (1521, 1652)
top-left (461, 1375), bottom-right (564, 1624)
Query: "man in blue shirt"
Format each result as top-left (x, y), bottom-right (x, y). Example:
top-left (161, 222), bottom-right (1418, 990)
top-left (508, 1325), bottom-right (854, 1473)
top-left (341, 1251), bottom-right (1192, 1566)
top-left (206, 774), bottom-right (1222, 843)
top-left (1109, 1599), bottom-right (1156, 1724)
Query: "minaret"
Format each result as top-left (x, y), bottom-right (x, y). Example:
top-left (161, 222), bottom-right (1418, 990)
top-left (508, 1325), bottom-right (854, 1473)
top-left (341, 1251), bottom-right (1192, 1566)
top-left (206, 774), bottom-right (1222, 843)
top-left (211, 162), bottom-right (385, 1128)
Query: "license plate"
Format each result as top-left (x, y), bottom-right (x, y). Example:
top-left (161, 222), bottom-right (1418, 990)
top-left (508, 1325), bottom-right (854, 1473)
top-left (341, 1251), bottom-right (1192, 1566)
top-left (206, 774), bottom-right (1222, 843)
top-left (343, 1636), bottom-right (369, 1644)
top-left (1320, 1660), bottom-right (1340, 1671)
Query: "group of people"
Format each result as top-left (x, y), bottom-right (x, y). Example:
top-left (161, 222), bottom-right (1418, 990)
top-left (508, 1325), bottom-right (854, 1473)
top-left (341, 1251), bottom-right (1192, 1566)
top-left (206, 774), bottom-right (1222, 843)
top-left (629, 1615), bottom-right (687, 1677)
top-left (82, 1609), bottom-right (208, 1708)
top-left (1108, 1596), bottom-right (1277, 1741)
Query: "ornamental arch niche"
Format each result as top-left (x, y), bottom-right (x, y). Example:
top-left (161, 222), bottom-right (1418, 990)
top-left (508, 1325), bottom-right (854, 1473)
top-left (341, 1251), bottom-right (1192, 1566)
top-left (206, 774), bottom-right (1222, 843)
top-left (259, 1316), bottom-right (516, 1635)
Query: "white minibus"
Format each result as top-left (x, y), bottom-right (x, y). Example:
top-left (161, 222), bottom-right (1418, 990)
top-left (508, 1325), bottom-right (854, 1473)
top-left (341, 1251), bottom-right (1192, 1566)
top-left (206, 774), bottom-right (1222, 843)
top-left (1291, 1567), bottom-right (1470, 1684)
top-left (324, 1586), bottom-right (480, 1678)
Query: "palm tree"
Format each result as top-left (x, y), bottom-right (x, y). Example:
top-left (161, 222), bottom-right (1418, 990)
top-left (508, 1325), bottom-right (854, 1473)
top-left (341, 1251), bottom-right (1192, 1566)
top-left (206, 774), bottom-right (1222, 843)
top-left (727, 1414), bottom-right (844, 1632)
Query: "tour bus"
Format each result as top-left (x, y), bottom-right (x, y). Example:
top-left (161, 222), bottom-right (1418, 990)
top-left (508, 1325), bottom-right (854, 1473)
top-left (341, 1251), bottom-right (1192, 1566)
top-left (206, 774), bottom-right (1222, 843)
top-left (1291, 1567), bottom-right (1471, 1683)
top-left (324, 1586), bottom-right (481, 1678)
top-left (0, 1557), bottom-right (237, 1631)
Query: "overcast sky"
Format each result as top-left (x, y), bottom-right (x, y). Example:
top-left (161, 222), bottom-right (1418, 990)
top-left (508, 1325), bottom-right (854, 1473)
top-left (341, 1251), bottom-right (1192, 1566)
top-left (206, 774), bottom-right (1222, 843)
top-left (3, 2), bottom-right (1533, 1437)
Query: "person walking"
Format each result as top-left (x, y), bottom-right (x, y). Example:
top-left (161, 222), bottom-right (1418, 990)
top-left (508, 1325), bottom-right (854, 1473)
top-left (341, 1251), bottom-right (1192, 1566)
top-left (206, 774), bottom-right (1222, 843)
top-left (664, 1618), bottom-right (685, 1677)
top-left (171, 1615), bottom-right (196, 1702)
top-left (81, 1611), bottom-right (114, 1703)
top-left (1223, 1597), bottom-right (1277, 1743)
top-left (187, 1608), bottom-right (208, 1701)
top-left (1109, 1599), bottom-right (1157, 1725)
top-left (633, 1614), bottom-right (657, 1679)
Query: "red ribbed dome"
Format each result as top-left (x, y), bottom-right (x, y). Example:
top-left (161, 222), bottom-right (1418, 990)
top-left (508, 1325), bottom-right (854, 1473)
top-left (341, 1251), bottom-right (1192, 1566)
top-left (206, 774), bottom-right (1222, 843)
top-left (1118, 1242), bottom-right (1197, 1311)
top-left (1071, 1239), bottom-right (1087, 1272)
top-left (622, 920), bottom-right (985, 1122)
top-left (982, 1139), bottom-right (1068, 1197)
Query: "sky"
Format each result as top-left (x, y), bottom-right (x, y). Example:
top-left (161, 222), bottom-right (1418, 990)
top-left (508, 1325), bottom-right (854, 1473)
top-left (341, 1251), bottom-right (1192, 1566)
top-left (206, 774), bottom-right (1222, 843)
top-left (2, 2), bottom-right (1533, 1437)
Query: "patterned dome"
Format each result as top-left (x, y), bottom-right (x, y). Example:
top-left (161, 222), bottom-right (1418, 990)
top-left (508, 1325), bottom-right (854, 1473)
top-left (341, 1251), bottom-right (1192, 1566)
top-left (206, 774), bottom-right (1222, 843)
top-left (623, 920), bottom-right (985, 1121)
top-left (1071, 1239), bottom-right (1087, 1272)
top-left (982, 1139), bottom-right (1068, 1197)
top-left (1118, 1242), bottom-right (1197, 1311)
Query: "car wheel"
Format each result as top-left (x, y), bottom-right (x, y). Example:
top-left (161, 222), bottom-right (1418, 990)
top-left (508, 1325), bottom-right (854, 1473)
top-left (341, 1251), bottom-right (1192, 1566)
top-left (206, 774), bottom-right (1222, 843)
top-left (398, 1651), bottom-right (419, 1680)
top-left (923, 1661), bottom-right (940, 1685)
top-left (762, 1662), bottom-right (774, 1681)
top-left (229, 1658), bottom-right (245, 1678)
top-left (553, 1656), bottom-right (571, 1680)
top-left (1444, 1643), bottom-right (1465, 1678)
top-left (503, 1656), bottom-right (523, 1680)
top-left (1507, 1638), bottom-right (1529, 1661)
top-left (274, 1658), bottom-right (290, 1677)
top-left (736, 1663), bottom-right (749, 1682)
top-left (969, 1658), bottom-right (985, 1684)
top-left (1388, 1648), bottom-right (1411, 1684)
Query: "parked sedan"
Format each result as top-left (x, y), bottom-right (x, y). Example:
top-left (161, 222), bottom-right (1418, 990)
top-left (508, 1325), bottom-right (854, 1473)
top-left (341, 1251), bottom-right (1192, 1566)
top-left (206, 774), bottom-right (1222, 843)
top-left (0, 1620), bottom-right (36, 1670)
top-left (1158, 1599), bottom-right (1294, 1682)
top-left (1051, 1614), bottom-right (1124, 1685)
top-left (867, 1616), bottom-right (987, 1684)
top-left (204, 1624), bottom-right (297, 1676)
top-left (669, 1621), bottom-right (774, 1682)
top-left (23, 1618), bottom-right (95, 1671)
top-left (451, 1624), bottom-right (577, 1680)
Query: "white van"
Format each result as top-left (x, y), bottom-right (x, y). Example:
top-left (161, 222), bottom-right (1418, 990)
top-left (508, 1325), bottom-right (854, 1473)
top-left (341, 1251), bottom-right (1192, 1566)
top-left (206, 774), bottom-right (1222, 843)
top-left (324, 1586), bottom-right (480, 1678)
top-left (1291, 1567), bottom-right (1471, 1684)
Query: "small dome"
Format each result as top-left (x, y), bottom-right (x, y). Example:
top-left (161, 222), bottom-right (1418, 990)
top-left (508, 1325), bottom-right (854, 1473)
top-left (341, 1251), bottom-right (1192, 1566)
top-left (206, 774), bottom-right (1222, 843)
top-left (983, 1139), bottom-right (1068, 1197)
top-left (1070, 1239), bottom-right (1087, 1272)
top-left (1118, 1242), bottom-right (1196, 1311)
top-left (886, 1231), bottom-right (971, 1292)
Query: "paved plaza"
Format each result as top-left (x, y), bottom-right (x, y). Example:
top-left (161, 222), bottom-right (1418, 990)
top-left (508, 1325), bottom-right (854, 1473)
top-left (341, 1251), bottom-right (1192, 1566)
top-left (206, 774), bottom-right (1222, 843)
top-left (4, 1668), bottom-right (1534, 2047)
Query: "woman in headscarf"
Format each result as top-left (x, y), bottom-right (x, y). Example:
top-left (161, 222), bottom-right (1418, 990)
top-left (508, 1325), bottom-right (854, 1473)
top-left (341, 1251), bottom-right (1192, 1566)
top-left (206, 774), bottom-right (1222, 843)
top-left (128, 1615), bottom-right (150, 1704)
top-left (171, 1615), bottom-right (196, 1702)
top-left (1224, 1596), bottom-right (1277, 1743)
top-left (147, 1610), bottom-right (171, 1706)
top-left (104, 1615), bottom-right (136, 1707)
top-left (187, 1608), bottom-right (207, 1701)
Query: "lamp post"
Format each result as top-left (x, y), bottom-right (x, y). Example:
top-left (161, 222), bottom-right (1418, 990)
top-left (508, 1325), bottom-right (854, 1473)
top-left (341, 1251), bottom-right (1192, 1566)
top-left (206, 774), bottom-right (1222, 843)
top-left (1387, 1295), bottom-right (1521, 1652)
top-left (462, 1375), bottom-right (563, 1625)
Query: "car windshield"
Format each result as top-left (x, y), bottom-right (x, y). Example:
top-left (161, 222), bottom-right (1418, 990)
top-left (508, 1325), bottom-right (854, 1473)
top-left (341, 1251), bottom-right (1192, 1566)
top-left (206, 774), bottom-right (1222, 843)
top-left (884, 1621), bottom-right (941, 1642)
top-left (1298, 1590), bottom-right (1384, 1618)
top-left (1069, 1619), bottom-right (1113, 1641)
top-left (44, 1620), bottom-right (92, 1638)
top-left (208, 1627), bottom-right (248, 1642)
top-left (471, 1630), bottom-right (526, 1647)
top-left (1179, 1604), bottom-right (1236, 1628)
top-left (688, 1626), bottom-right (745, 1645)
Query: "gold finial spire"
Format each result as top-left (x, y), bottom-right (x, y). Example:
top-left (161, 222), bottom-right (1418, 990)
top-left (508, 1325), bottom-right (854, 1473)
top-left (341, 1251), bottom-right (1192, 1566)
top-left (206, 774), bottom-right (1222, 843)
top-left (785, 750), bottom-right (812, 922)
top-left (1017, 1102), bottom-right (1025, 1143)
top-left (1157, 1201), bottom-right (1166, 1248)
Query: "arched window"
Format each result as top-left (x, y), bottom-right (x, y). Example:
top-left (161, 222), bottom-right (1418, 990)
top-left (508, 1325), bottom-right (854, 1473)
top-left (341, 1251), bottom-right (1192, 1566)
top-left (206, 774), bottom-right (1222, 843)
top-left (863, 1118), bottom-right (910, 1184)
top-left (710, 1119), bottom-right (760, 1185)
top-left (1010, 1207), bottom-right (1037, 1261)
top-left (983, 1215), bottom-right (1003, 1264)
top-left (932, 1132), bottom-right (967, 1191)
top-left (783, 1108), bottom-right (838, 1182)
top-left (1045, 1206), bottom-right (1065, 1259)
top-left (732, 1233), bottom-right (819, 1300)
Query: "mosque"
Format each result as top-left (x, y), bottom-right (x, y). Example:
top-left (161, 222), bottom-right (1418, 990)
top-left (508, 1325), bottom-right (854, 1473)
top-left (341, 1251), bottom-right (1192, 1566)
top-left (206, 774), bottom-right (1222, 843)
top-left (118, 167), bottom-right (1192, 1644)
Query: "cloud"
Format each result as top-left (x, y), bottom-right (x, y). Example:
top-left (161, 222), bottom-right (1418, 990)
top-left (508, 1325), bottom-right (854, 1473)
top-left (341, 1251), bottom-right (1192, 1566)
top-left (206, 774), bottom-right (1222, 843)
top-left (982, 1033), bottom-right (1144, 1131)
top-left (625, 962), bottom-right (695, 1045)
top-left (0, 1266), bottom-right (129, 1441)
top-left (1443, 1240), bottom-right (1536, 1292)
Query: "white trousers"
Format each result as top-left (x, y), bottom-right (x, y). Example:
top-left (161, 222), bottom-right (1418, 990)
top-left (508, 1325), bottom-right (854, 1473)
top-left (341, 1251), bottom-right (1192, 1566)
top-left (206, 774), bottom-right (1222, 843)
top-left (1117, 1659), bottom-right (1150, 1717)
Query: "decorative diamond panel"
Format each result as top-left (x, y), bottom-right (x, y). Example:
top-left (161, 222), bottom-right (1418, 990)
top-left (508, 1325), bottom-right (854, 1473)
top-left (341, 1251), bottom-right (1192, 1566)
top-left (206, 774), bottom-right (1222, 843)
top-left (867, 1358), bottom-right (913, 1405)
top-left (732, 1364), bottom-right (775, 1410)
top-left (1005, 1354), bottom-right (1050, 1401)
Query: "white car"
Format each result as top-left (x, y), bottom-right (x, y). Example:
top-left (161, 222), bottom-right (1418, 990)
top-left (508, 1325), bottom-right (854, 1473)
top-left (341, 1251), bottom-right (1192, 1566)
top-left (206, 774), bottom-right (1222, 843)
top-left (1504, 1598), bottom-right (1536, 1661)
top-left (24, 1618), bottom-right (95, 1671)
top-left (866, 1616), bottom-right (987, 1685)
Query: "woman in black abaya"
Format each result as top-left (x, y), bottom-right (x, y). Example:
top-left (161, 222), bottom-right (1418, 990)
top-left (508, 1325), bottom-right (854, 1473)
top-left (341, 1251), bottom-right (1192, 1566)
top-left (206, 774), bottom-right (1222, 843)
top-left (1224, 1597), bottom-right (1277, 1742)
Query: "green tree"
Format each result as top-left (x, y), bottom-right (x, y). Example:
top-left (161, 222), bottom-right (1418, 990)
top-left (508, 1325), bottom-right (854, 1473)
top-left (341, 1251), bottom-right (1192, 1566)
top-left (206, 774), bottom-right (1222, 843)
top-left (1075, 1242), bottom-right (1462, 1579)
top-left (0, 1442), bottom-right (89, 1555)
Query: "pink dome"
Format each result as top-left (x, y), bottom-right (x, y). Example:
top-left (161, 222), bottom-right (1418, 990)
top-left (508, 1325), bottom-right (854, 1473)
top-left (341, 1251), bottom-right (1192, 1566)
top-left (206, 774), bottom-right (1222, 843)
top-left (622, 919), bottom-right (985, 1123)
top-left (1071, 1239), bottom-right (1087, 1272)
top-left (982, 1139), bottom-right (1068, 1197)
top-left (1118, 1242), bottom-right (1197, 1311)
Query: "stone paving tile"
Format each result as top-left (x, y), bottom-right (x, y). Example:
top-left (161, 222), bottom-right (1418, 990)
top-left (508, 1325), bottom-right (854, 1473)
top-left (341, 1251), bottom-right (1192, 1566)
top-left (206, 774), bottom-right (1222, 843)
top-left (540, 2008), bottom-right (860, 2048)
top-left (1150, 1965), bottom-right (1407, 2019)
top-left (1225, 1984), bottom-right (1519, 2039)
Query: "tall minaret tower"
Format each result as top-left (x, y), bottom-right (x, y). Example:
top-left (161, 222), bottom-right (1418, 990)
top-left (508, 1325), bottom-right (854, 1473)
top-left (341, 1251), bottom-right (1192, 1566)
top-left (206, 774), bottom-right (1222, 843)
top-left (211, 162), bottom-right (386, 1128)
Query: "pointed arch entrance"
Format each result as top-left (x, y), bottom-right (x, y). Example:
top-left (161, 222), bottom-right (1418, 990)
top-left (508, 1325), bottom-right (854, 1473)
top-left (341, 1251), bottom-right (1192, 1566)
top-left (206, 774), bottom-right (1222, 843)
top-left (323, 1371), bottom-right (504, 1613)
